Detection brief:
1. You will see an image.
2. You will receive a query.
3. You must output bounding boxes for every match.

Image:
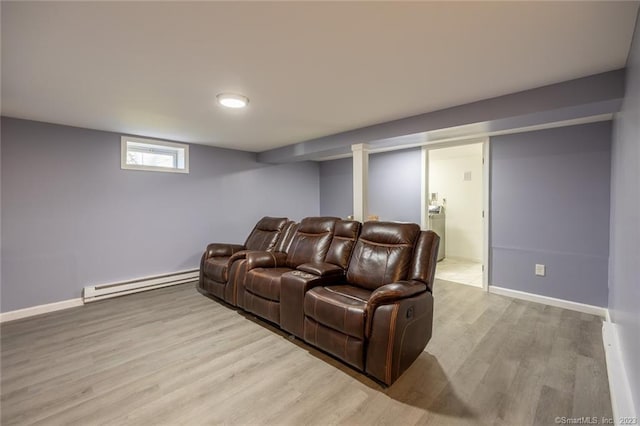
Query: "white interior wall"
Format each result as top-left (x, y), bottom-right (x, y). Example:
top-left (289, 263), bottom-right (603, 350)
top-left (429, 143), bottom-right (483, 262)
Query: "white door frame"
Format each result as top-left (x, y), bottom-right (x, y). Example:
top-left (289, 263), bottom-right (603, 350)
top-left (421, 137), bottom-right (491, 291)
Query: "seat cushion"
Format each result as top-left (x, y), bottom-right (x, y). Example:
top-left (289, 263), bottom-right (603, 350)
top-left (304, 285), bottom-right (372, 339)
top-left (203, 256), bottom-right (231, 282)
top-left (245, 268), bottom-right (292, 302)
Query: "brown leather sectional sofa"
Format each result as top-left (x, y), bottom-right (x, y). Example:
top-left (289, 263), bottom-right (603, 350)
top-left (198, 216), bottom-right (440, 385)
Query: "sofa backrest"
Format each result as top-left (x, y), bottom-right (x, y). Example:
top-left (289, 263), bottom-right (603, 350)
top-left (346, 221), bottom-right (421, 290)
top-left (408, 230), bottom-right (440, 292)
top-left (244, 216), bottom-right (289, 251)
top-left (273, 221), bottom-right (298, 253)
top-left (285, 217), bottom-right (339, 268)
top-left (325, 220), bottom-right (361, 269)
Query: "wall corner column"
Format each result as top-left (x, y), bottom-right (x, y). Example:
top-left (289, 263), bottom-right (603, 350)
top-left (421, 146), bottom-right (429, 230)
top-left (352, 143), bottom-right (370, 222)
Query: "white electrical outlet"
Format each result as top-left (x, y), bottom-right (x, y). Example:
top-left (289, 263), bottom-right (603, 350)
top-left (535, 264), bottom-right (546, 276)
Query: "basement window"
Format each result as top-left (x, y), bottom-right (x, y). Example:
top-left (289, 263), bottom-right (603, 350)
top-left (121, 136), bottom-right (189, 173)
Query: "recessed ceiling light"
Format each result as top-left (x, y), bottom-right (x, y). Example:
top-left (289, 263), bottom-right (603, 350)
top-left (216, 93), bottom-right (249, 109)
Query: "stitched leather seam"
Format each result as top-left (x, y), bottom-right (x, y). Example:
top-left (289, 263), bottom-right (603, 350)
top-left (313, 299), bottom-right (318, 343)
top-left (359, 238), bottom-right (412, 248)
top-left (231, 263), bottom-right (239, 305)
top-left (247, 269), bottom-right (255, 294)
top-left (237, 262), bottom-right (247, 306)
top-left (386, 304), bottom-right (400, 384)
top-left (296, 231), bottom-right (330, 237)
top-left (343, 306), bottom-right (348, 334)
top-left (382, 251), bottom-right (390, 286)
top-left (313, 296), bottom-right (318, 323)
top-left (324, 287), bottom-right (369, 303)
top-left (289, 239), bottom-right (301, 265)
top-left (344, 334), bottom-right (349, 362)
top-left (372, 288), bottom-right (422, 305)
top-left (310, 291), bottom-right (366, 310)
top-left (269, 274), bottom-right (276, 303)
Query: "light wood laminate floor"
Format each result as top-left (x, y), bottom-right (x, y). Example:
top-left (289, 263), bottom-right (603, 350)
top-left (1, 281), bottom-right (611, 425)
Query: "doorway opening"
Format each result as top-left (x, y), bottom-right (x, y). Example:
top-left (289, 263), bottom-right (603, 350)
top-left (421, 139), bottom-right (489, 289)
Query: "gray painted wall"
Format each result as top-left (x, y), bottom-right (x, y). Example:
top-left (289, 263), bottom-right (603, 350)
top-left (1, 117), bottom-right (320, 312)
top-left (491, 122), bottom-right (612, 307)
top-left (319, 124), bottom-right (612, 307)
top-left (318, 148), bottom-right (422, 224)
top-left (609, 10), bottom-right (640, 413)
top-left (319, 157), bottom-right (352, 219)
top-left (369, 148), bottom-right (421, 224)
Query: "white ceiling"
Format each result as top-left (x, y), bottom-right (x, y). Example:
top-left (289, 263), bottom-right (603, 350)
top-left (2, 1), bottom-right (638, 152)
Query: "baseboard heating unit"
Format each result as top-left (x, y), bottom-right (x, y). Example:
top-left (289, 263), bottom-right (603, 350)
top-left (83, 269), bottom-right (199, 302)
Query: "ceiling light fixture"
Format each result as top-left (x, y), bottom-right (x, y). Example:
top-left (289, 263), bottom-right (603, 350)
top-left (216, 93), bottom-right (249, 109)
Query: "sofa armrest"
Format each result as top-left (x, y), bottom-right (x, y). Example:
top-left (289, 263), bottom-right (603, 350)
top-left (296, 262), bottom-right (344, 277)
top-left (369, 281), bottom-right (427, 306)
top-left (365, 280), bottom-right (427, 338)
top-left (245, 251), bottom-right (287, 271)
top-left (365, 291), bottom-right (434, 385)
top-left (205, 243), bottom-right (246, 259)
top-left (227, 249), bottom-right (252, 263)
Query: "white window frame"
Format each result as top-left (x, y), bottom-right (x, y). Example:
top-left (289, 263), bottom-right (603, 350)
top-left (121, 136), bottom-right (189, 174)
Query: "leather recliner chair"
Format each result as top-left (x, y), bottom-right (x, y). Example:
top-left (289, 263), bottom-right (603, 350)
top-left (300, 222), bottom-right (440, 385)
top-left (237, 217), bottom-right (342, 324)
top-left (230, 220), bottom-right (299, 308)
top-left (279, 220), bottom-right (361, 338)
top-left (198, 216), bottom-right (290, 305)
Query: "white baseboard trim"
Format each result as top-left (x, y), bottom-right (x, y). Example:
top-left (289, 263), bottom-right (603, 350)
top-left (602, 319), bottom-right (637, 424)
top-left (0, 298), bottom-right (84, 323)
top-left (488, 286), bottom-right (607, 317)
